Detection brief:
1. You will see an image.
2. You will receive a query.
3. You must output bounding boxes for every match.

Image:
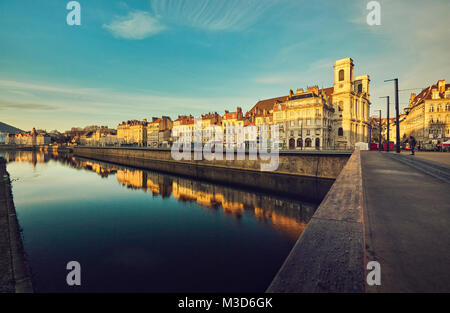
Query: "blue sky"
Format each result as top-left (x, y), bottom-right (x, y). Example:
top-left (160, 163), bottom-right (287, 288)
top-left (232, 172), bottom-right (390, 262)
top-left (0, 0), bottom-right (449, 131)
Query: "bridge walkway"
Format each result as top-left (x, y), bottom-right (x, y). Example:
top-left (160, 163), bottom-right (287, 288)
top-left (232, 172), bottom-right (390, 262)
top-left (361, 151), bottom-right (450, 292)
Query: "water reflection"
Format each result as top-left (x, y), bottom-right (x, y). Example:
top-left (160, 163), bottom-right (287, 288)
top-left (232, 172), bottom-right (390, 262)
top-left (2, 150), bottom-right (325, 292)
top-left (3, 150), bottom-right (317, 240)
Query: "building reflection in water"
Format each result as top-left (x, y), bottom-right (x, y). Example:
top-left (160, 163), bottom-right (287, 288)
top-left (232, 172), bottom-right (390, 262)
top-left (3, 150), bottom-right (320, 240)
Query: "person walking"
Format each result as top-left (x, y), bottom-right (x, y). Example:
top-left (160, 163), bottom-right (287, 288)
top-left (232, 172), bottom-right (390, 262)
top-left (408, 136), bottom-right (417, 155)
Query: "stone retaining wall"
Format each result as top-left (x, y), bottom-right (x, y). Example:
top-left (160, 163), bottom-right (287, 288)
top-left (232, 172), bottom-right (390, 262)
top-left (267, 149), bottom-right (365, 292)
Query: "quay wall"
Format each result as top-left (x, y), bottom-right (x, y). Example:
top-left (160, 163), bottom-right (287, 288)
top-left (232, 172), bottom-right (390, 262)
top-left (73, 147), bottom-right (351, 200)
top-left (267, 149), bottom-right (365, 292)
top-left (0, 157), bottom-right (33, 293)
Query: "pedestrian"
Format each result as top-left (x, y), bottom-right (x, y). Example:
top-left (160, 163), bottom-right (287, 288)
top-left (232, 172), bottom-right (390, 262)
top-left (408, 136), bottom-right (417, 155)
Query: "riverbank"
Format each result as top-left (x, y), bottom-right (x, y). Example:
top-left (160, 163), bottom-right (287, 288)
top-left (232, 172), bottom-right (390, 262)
top-left (73, 147), bottom-right (350, 200)
top-left (0, 144), bottom-right (73, 153)
top-left (0, 157), bottom-right (33, 293)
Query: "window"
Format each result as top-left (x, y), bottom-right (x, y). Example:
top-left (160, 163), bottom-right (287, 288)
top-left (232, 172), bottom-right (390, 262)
top-left (338, 127), bottom-right (344, 136)
top-left (297, 138), bottom-right (302, 147)
top-left (338, 101), bottom-right (344, 112)
top-left (305, 138), bottom-right (312, 147)
top-left (357, 84), bottom-right (363, 93)
top-left (339, 69), bottom-right (344, 81)
top-left (306, 130), bottom-right (311, 136)
top-left (315, 138), bottom-right (320, 149)
top-left (289, 138), bottom-right (295, 149)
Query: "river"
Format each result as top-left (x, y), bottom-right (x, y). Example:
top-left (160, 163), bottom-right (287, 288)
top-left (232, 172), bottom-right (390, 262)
top-left (1, 150), bottom-right (331, 292)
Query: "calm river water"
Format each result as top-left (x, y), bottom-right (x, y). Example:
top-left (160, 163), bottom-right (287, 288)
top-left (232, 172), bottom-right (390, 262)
top-left (1, 150), bottom-right (329, 293)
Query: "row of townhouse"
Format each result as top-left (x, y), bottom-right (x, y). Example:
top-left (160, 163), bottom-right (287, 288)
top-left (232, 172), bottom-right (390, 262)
top-left (392, 80), bottom-right (450, 146)
top-left (2, 128), bottom-right (51, 145)
top-left (117, 117), bottom-right (173, 148)
top-left (116, 58), bottom-right (372, 150)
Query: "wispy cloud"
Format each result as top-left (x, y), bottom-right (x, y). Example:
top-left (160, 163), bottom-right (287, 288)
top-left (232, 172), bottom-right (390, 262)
top-left (0, 99), bottom-right (58, 111)
top-left (103, 10), bottom-right (166, 39)
top-left (150, 0), bottom-right (275, 31)
top-left (0, 78), bottom-right (257, 130)
top-left (253, 58), bottom-right (335, 87)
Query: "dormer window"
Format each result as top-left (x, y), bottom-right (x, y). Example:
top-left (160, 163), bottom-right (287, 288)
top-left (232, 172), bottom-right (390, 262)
top-left (432, 89), bottom-right (440, 100)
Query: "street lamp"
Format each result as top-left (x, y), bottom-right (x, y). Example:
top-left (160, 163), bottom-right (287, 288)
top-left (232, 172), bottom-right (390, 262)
top-left (380, 96), bottom-right (390, 152)
top-left (385, 78), bottom-right (401, 153)
top-left (376, 109), bottom-right (382, 151)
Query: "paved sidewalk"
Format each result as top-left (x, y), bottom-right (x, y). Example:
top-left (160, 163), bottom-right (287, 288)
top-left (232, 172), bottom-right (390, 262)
top-left (413, 152), bottom-right (450, 167)
top-left (383, 152), bottom-right (450, 183)
top-left (361, 151), bottom-right (450, 292)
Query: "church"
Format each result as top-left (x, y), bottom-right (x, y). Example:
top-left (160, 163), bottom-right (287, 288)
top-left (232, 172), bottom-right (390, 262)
top-left (248, 58), bottom-right (371, 150)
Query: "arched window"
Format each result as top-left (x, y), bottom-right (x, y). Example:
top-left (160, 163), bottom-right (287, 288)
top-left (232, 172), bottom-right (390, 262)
top-left (289, 138), bottom-right (295, 149)
top-left (338, 127), bottom-right (344, 136)
top-left (315, 138), bottom-right (320, 149)
top-left (297, 138), bottom-right (302, 147)
top-left (357, 83), bottom-right (363, 93)
top-left (339, 69), bottom-right (344, 81)
top-left (305, 138), bottom-right (312, 147)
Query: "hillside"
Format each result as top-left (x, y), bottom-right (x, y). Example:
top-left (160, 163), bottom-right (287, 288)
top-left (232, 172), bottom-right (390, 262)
top-left (0, 122), bottom-right (24, 134)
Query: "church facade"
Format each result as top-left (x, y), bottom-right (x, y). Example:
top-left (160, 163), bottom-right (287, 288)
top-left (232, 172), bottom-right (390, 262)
top-left (248, 57), bottom-right (371, 150)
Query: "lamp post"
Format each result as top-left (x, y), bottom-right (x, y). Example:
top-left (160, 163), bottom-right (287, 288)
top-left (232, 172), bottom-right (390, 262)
top-left (380, 96), bottom-right (390, 152)
top-left (376, 109), bottom-right (382, 151)
top-left (385, 79), bottom-right (400, 153)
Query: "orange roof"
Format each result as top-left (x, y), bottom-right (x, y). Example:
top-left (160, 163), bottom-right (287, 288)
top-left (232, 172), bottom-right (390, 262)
top-left (320, 87), bottom-right (334, 103)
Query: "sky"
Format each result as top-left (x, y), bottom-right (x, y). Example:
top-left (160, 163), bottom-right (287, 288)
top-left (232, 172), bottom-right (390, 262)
top-left (0, 0), bottom-right (449, 132)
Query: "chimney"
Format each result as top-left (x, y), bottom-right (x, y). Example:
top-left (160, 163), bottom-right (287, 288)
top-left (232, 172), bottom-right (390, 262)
top-left (438, 80), bottom-right (446, 93)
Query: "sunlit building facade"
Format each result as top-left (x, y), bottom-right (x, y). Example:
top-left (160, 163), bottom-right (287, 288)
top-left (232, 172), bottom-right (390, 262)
top-left (399, 80), bottom-right (450, 145)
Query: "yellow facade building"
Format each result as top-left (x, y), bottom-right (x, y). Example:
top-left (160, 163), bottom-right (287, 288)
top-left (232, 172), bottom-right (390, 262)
top-left (399, 80), bottom-right (450, 146)
top-left (117, 120), bottom-right (148, 146)
top-left (248, 58), bottom-right (371, 150)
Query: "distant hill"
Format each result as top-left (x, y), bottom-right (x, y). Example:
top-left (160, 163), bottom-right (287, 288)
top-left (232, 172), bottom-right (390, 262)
top-left (0, 122), bottom-right (24, 134)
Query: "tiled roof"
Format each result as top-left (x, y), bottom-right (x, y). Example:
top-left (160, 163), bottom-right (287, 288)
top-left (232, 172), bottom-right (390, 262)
top-left (249, 96), bottom-right (288, 115)
top-left (410, 81), bottom-right (450, 107)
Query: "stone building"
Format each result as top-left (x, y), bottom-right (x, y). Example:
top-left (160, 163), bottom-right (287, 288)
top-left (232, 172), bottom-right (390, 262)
top-left (117, 119), bottom-right (148, 146)
top-left (172, 115), bottom-right (194, 145)
top-left (398, 80), bottom-right (450, 146)
top-left (271, 87), bottom-right (335, 150)
top-left (147, 116), bottom-right (173, 147)
top-left (248, 58), bottom-right (371, 150)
